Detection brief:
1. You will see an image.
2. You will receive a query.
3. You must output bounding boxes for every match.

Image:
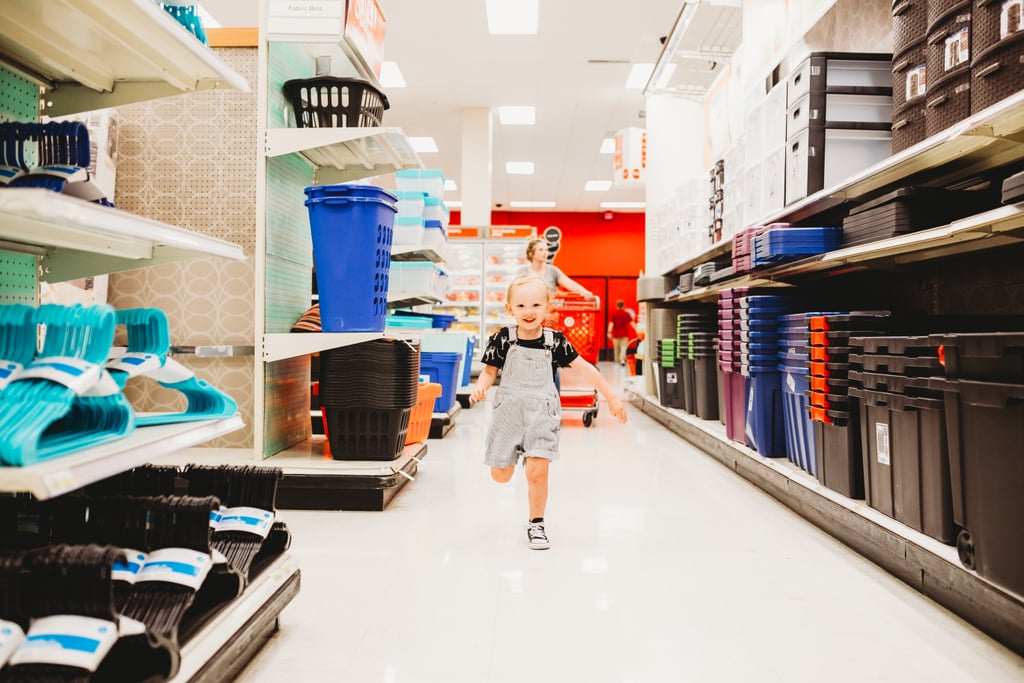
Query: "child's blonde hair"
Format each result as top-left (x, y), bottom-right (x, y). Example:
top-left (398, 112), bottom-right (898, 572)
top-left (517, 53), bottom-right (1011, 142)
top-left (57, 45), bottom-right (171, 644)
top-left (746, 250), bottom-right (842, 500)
top-left (506, 275), bottom-right (550, 304)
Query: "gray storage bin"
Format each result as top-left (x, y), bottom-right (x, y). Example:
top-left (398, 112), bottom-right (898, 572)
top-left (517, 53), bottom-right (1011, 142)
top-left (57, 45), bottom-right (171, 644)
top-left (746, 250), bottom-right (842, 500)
top-left (785, 126), bottom-right (894, 205)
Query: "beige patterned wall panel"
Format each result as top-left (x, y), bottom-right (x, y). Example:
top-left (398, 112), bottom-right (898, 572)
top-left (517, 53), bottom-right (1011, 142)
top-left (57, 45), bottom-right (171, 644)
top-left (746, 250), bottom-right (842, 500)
top-left (804, 0), bottom-right (894, 54)
top-left (108, 48), bottom-right (257, 448)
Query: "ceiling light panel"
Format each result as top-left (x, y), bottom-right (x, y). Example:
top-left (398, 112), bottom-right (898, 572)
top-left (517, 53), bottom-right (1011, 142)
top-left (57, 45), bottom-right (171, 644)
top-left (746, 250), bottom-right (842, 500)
top-left (585, 180), bottom-right (612, 192)
top-left (485, 0), bottom-right (539, 35)
top-left (444, 179), bottom-right (458, 191)
top-left (505, 161), bottom-right (535, 175)
top-left (498, 106), bottom-right (536, 125)
top-left (600, 138), bottom-right (615, 154)
top-left (601, 201), bottom-right (646, 209)
top-left (510, 200), bottom-right (556, 208)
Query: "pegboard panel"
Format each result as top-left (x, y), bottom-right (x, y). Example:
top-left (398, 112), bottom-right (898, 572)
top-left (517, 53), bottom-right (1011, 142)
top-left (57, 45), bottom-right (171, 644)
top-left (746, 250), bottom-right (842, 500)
top-left (0, 65), bottom-right (39, 122)
top-left (263, 355), bottom-right (311, 457)
top-left (111, 48), bottom-right (257, 250)
top-left (269, 43), bottom-right (314, 128)
top-left (0, 251), bottom-right (38, 305)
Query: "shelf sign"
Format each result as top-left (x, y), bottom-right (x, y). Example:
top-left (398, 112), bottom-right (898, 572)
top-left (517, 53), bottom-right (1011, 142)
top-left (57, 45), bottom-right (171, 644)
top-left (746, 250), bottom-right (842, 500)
top-left (268, 2), bottom-right (345, 40)
top-left (613, 127), bottom-right (647, 188)
top-left (489, 226), bottom-right (536, 239)
top-left (345, 0), bottom-right (387, 78)
top-left (448, 226), bottom-right (480, 238)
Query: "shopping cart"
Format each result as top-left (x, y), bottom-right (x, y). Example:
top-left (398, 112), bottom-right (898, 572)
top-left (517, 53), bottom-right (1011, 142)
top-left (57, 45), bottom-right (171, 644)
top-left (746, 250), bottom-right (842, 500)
top-left (549, 292), bottom-right (601, 427)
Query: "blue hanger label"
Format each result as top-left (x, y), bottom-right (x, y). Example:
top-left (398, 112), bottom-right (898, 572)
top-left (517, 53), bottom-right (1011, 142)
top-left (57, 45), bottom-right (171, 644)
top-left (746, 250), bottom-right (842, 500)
top-left (111, 550), bottom-right (148, 584)
top-left (107, 352), bottom-right (161, 377)
top-left (10, 615), bottom-right (117, 672)
top-left (0, 360), bottom-right (23, 390)
top-left (0, 620), bottom-right (25, 669)
top-left (19, 357), bottom-right (101, 395)
top-left (136, 548), bottom-right (212, 590)
top-left (216, 506), bottom-right (274, 539)
top-left (0, 166), bottom-right (23, 184)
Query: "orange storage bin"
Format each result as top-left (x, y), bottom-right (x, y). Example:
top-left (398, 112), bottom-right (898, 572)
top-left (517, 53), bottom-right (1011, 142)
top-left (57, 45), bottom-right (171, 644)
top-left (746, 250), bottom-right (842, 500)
top-left (405, 382), bottom-right (443, 445)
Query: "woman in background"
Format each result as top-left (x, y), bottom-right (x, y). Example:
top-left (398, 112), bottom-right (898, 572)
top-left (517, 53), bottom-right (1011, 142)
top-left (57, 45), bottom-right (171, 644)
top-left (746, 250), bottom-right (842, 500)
top-left (518, 237), bottom-right (593, 297)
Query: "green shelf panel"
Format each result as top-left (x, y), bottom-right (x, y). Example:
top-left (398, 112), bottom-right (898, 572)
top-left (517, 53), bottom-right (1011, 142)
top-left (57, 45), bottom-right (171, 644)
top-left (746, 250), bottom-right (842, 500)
top-left (0, 65), bottom-right (38, 122)
top-left (269, 43), bottom-right (314, 129)
top-left (0, 251), bottom-right (38, 305)
top-left (265, 253), bottom-right (311, 334)
top-left (266, 154), bottom-right (314, 264)
top-left (263, 355), bottom-right (310, 457)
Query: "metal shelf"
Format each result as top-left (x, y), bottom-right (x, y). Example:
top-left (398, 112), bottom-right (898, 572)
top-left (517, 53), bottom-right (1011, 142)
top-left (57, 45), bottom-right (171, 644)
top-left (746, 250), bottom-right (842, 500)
top-left (262, 332), bottom-right (382, 362)
top-left (0, 188), bottom-right (246, 282)
top-left (661, 90), bottom-right (1024, 279)
top-left (387, 292), bottom-right (441, 309)
top-left (391, 246), bottom-right (446, 264)
top-left (265, 128), bottom-right (422, 183)
top-left (1, 0), bottom-right (249, 117)
top-left (0, 415), bottom-right (244, 500)
top-left (168, 553), bottom-right (300, 683)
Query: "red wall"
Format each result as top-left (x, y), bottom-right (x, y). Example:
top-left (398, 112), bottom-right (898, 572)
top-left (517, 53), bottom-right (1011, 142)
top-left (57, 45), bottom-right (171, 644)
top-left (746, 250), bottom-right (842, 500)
top-left (450, 211), bottom-right (645, 278)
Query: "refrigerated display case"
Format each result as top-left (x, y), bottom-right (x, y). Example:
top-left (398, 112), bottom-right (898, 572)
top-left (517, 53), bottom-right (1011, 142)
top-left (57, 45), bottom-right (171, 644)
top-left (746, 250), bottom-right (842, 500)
top-left (433, 227), bottom-right (535, 358)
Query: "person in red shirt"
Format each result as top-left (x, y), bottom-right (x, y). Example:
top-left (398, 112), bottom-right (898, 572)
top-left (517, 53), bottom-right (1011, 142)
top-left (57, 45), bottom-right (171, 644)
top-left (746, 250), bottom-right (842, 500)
top-left (607, 300), bottom-right (635, 366)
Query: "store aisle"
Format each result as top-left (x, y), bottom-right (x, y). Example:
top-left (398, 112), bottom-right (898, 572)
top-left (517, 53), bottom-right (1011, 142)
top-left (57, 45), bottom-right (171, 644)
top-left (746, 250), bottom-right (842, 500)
top-left (237, 364), bottom-right (1024, 683)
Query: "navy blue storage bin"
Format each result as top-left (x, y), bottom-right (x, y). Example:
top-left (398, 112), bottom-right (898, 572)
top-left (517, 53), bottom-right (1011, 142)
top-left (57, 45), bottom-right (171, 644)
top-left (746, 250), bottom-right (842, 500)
top-left (753, 227), bottom-right (842, 266)
top-left (745, 369), bottom-right (788, 458)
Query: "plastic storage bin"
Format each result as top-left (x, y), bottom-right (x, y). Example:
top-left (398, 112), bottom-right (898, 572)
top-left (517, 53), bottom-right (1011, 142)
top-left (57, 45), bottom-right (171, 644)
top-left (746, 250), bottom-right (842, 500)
top-left (420, 332), bottom-right (473, 389)
top-left (787, 53), bottom-right (894, 107)
top-left (394, 191), bottom-right (427, 216)
top-left (395, 169), bottom-right (446, 199)
top-left (745, 369), bottom-right (788, 458)
top-left (392, 216), bottom-right (425, 247)
top-left (304, 184), bottom-right (396, 332)
top-left (781, 364), bottom-right (817, 476)
top-left (419, 351), bottom-right (462, 413)
top-left (933, 332), bottom-right (1024, 382)
top-left (323, 406), bottom-right (411, 461)
top-left (405, 382), bottom-right (443, 445)
top-left (785, 126), bottom-right (893, 205)
top-left (423, 196), bottom-right (450, 226)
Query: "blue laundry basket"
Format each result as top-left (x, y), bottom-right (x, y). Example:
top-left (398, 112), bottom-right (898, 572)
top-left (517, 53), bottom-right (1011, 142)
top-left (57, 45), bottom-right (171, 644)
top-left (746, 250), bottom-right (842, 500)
top-left (304, 184), bottom-right (396, 332)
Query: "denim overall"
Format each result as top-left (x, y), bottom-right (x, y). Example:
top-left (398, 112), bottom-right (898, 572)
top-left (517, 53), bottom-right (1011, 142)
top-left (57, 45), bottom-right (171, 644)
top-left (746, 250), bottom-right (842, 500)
top-left (483, 327), bottom-right (562, 467)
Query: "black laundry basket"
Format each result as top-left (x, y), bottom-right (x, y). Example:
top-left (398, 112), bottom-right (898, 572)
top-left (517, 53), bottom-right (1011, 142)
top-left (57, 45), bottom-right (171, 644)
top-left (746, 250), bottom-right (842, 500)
top-left (283, 77), bottom-right (390, 128)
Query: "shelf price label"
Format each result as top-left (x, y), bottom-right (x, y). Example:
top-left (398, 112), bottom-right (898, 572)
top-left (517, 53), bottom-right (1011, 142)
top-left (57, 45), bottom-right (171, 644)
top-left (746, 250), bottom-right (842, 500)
top-left (268, 1), bottom-right (345, 40)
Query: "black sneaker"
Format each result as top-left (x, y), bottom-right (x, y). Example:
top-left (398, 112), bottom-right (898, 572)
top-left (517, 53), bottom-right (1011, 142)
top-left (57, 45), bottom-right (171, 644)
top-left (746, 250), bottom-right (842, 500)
top-left (526, 522), bottom-right (550, 550)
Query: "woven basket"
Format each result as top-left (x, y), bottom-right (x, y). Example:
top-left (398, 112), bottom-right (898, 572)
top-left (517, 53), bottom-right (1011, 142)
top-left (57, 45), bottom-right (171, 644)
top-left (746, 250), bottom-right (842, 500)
top-left (283, 77), bottom-right (389, 128)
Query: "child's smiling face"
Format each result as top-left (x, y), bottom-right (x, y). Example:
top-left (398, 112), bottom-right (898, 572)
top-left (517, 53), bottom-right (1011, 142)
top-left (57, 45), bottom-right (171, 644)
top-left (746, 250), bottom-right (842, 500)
top-left (506, 278), bottom-right (550, 338)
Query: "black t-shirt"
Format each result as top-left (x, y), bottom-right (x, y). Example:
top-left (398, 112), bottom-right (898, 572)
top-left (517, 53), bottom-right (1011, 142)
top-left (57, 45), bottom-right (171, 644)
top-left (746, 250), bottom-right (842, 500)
top-left (481, 327), bottom-right (579, 379)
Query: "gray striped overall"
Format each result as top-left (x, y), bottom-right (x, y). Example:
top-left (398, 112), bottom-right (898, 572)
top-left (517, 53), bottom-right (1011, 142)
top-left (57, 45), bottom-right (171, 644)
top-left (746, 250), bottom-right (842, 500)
top-left (483, 327), bottom-right (562, 467)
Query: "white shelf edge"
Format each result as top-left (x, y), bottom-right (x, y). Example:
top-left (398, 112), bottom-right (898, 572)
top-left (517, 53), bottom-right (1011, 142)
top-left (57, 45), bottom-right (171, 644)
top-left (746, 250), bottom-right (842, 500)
top-left (5, 0), bottom-right (249, 117)
top-left (0, 415), bottom-right (245, 500)
top-left (391, 246), bottom-right (445, 264)
top-left (262, 332), bottom-right (382, 361)
top-left (265, 128), bottom-right (423, 181)
top-left (387, 291), bottom-right (441, 308)
top-left (168, 553), bottom-right (300, 683)
top-left (0, 188), bottom-right (245, 281)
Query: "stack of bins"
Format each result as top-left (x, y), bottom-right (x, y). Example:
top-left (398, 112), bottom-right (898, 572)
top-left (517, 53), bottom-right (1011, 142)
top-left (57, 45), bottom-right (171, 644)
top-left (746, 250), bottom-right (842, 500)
top-left (926, 332), bottom-right (1024, 594)
top-left (805, 313), bottom-right (891, 498)
top-left (657, 338), bottom-right (685, 409)
top-left (752, 227), bottom-right (842, 268)
top-left (778, 313), bottom-right (817, 476)
top-left (848, 335), bottom-right (955, 543)
top-left (419, 351), bottom-right (463, 414)
top-left (718, 289), bottom-right (746, 442)
top-left (738, 294), bottom-right (798, 458)
top-left (925, 1), bottom-right (973, 137)
top-left (676, 311), bottom-right (717, 417)
top-left (319, 339), bottom-right (420, 460)
top-left (891, 0), bottom-right (929, 152)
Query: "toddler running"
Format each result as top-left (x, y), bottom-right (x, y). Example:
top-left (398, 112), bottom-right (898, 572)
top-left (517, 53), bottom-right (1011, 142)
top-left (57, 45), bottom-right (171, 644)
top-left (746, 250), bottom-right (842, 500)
top-left (470, 275), bottom-right (628, 549)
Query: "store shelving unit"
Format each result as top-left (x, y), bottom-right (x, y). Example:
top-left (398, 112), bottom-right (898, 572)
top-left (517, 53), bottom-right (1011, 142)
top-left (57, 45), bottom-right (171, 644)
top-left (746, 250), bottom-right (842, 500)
top-left (0, 9), bottom-right (302, 681)
top-left (254, 1), bottom-right (433, 508)
top-left (646, 84), bottom-right (1024, 655)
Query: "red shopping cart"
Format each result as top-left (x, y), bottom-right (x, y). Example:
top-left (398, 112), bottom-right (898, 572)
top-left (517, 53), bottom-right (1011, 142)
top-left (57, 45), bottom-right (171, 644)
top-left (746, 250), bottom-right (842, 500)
top-left (549, 292), bottom-right (601, 427)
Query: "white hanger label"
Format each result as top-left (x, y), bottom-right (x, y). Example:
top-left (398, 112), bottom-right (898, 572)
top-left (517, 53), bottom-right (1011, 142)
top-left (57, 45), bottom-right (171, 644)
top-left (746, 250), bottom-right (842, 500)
top-left (216, 506), bottom-right (275, 539)
top-left (111, 550), bottom-right (148, 584)
top-left (0, 620), bottom-right (25, 669)
top-left (0, 360), bottom-right (22, 390)
top-left (18, 356), bottom-right (101, 395)
top-left (136, 548), bottom-right (212, 590)
top-left (106, 351), bottom-right (162, 377)
top-left (10, 615), bottom-right (118, 671)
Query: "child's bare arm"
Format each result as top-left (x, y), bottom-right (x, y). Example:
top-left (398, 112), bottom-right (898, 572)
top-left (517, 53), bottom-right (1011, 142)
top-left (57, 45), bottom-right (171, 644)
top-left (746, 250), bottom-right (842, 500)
top-left (470, 366), bottom-right (498, 403)
top-left (566, 357), bottom-right (627, 422)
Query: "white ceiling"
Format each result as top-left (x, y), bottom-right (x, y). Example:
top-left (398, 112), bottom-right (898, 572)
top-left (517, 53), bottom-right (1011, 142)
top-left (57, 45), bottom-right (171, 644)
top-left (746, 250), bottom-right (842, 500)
top-left (204, 1), bottom-right (741, 213)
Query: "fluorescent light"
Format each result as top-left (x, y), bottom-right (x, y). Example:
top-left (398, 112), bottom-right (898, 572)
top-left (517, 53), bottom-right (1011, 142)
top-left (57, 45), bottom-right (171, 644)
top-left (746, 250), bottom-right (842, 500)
top-left (600, 201), bottom-right (646, 209)
top-left (600, 138), bottom-right (615, 154)
top-left (498, 106), bottom-right (536, 125)
top-left (505, 161), bottom-right (534, 175)
top-left (445, 179), bottom-right (458, 191)
top-left (446, 200), bottom-right (463, 208)
top-left (585, 180), bottom-right (612, 192)
top-left (380, 62), bottom-right (406, 88)
top-left (486, 0), bottom-right (538, 34)
top-left (510, 200), bottom-right (556, 208)
top-left (625, 63), bottom-right (676, 89)
top-left (408, 137), bottom-right (438, 153)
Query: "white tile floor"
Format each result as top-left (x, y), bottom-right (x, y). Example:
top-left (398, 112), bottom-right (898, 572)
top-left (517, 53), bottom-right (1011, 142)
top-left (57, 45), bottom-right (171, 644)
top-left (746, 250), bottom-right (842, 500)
top-left (237, 364), bottom-right (1024, 683)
